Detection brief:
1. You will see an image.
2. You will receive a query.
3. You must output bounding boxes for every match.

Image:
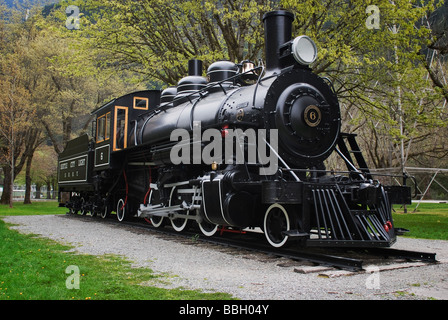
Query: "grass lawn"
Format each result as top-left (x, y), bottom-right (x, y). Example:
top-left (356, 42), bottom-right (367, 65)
top-left (393, 202), bottom-right (448, 240)
top-left (0, 201), bottom-right (233, 300)
top-left (0, 201), bottom-right (67, 216)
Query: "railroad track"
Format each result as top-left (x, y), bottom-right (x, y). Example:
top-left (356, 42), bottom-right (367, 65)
top-left (60, 213), bottom-right (438, 272)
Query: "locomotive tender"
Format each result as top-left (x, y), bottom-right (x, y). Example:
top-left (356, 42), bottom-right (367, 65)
top-left (58, 10), bottom-right (411, 248)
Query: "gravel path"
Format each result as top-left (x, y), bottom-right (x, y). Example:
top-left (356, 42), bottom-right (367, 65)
top-left (2, 214), bottom-right (448, 300)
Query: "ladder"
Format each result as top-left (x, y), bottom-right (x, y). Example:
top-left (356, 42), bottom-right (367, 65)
top-left (337, 133), bottom-right (372, 180)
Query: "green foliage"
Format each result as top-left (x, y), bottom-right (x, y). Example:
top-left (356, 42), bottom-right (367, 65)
top-left (280, 0), bottom-right (446, 169)
top-left (75, 0), bottom-right (272, 84)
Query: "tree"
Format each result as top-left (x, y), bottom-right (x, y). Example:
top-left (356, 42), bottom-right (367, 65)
top-left (0, 3), bottom-right (147, 159)
top-left (0, 53), bottom-right (34, 206)
top-left (0, 2), bottom-right (144, 205)
top-left (28, 145), bottom-right (58, 200)
top-left (27, 6), bottom-right (147, 154)
top-left (421, 1), bottom-right (448, 104)
top-left (0, 3), bottom-right (43, 206)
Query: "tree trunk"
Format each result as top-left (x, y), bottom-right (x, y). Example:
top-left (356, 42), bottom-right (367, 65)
top-left (35, 182), bottom-right (42, 200)
top-left (51, 178), bottom-right (57, 199)
top-left (0, 165), bottom-right (12, 205)
top-left (24, 152), bottom-right (34, 204)
top-left (46, 181), bottom-right (51, 199)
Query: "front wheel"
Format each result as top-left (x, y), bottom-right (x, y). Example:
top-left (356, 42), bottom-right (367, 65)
top-left (263, 203), bottom-right (290, 248)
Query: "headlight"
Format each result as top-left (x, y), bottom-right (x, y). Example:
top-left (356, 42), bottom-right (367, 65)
top-left (291, 36), bottom-right (318, 65)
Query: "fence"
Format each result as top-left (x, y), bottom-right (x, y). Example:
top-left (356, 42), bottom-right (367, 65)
top-left (0, 186), bottom-right (57, 200)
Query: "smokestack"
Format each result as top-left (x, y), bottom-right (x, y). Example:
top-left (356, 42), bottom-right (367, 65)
top-left (262, 10), bottom-right (294, 71)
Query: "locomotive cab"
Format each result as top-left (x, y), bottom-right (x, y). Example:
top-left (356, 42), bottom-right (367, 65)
top-left (91, 90), bottom-right (161, 171)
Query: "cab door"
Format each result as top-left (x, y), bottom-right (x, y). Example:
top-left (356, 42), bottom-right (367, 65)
top-left (113, 106), bottom-right (128, 151)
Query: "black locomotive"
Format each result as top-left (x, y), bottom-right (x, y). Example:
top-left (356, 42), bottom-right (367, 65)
top-left (58, 10), bottom-right (411, 248)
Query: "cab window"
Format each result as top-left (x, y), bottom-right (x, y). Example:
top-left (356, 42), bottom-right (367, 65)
top-left (96, 112), bottom-right (110, 143)
top-left (134, 97), bottom-right (149, 110)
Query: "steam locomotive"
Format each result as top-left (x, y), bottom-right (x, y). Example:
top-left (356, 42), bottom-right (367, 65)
top-left (58, 10), bottom-right (411, 248)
